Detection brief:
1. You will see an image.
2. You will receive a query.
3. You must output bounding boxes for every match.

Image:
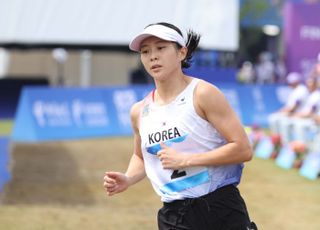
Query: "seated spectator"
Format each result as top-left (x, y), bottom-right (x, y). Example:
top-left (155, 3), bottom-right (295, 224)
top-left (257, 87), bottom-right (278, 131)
top-left (237, 61), bottom-right (255, 84)
top-left (255, 52), bottom-right (275, 84)
top-left (268, 72), bottom-right (309, 144)
top-left (283, 77), bottom-right (320, 143)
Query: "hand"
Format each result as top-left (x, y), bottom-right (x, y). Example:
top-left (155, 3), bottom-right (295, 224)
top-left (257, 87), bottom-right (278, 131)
top-left (157, 142), bottom-right (188, 170)
top-left (103, 172), bottom-right (129, 196)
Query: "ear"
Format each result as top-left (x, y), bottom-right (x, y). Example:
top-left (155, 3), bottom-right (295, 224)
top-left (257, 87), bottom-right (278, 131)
top-left (178, 46), bottom-right (188, 61)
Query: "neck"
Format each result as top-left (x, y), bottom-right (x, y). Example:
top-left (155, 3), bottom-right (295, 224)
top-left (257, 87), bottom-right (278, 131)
top-left (154, 73), bottom-right (191, 105)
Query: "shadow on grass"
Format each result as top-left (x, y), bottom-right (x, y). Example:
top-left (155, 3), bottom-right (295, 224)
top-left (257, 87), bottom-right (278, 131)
top-left (2, 142), bottom-right (95, 205)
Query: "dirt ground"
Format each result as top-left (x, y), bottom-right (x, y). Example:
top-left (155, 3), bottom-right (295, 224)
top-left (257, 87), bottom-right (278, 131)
top-left (1, 137), bottom-right (320, 229)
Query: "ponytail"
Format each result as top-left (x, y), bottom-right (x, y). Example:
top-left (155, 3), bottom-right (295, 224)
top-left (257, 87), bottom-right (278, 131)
top-left (182, 29), bottom-right (201, 69)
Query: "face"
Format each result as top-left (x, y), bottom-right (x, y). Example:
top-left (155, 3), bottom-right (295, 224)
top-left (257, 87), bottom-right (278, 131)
top-left (306, 78), bottom-right (317, 91)
top-left (139, 36), bottom-right (187, 81)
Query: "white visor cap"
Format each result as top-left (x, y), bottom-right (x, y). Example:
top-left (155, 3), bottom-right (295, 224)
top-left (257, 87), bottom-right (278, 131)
top-left (287, 72), bottom-right (302, 84)
top-left (129, 24), bottom-right (186, 52)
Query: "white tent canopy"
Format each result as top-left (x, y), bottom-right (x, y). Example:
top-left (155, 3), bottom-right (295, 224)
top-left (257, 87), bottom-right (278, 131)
top-left (0, 0), bottom-right (239, 51)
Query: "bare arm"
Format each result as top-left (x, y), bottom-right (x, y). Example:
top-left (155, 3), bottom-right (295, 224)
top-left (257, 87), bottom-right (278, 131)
top-left (103, 101), bottom-right (146, 196)
top-left (187, 80), bottom-right (253, 166)
top-left (157, 80), bottom-right (253, 169)
top-left (125, 102), bottom-right (146, 185)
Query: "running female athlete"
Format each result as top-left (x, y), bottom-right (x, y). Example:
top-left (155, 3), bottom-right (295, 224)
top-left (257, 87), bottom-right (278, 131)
top-left (103, 22), bottom-right (257, 230)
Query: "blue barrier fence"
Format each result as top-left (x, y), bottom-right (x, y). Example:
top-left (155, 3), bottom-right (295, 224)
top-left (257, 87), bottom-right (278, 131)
top-left (0, 137), bottom-right (10, 192)
top-left (11, 83), bottom-right (288, 142)
top-left (12, 85), bottom-right (153, 141)
top-left (0, 77), bottom-right (49, 119)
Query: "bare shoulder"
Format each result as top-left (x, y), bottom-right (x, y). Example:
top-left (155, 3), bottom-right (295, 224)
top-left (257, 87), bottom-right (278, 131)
top-left (194, 80), bottom-right (247, 145)
top-left (195, 80), bottom-right (229, 111)
top-left (130, 100), bottom-right (144, 121)
top-left (130, 100), bottom-right (144, 117)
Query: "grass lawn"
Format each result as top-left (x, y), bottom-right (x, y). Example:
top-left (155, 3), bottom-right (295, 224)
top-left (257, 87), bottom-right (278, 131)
top-left (0, 137), bottom-right (320, 229)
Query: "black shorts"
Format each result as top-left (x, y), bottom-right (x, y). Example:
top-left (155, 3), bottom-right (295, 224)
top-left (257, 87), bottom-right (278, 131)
top-left (157, 185), bottom-right (257, 230)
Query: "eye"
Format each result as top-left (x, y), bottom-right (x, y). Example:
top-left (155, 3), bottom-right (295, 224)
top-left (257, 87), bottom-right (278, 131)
top-left (140, 49), bottom-right (149, 55)
top-left (157, 46), bottom-right (165, 50)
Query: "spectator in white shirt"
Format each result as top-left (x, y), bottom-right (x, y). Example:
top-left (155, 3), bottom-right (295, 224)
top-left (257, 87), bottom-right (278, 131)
top-left (284, 77), bottom-right (320, 143)
top-left (268, 72), bottom-right (309, 144)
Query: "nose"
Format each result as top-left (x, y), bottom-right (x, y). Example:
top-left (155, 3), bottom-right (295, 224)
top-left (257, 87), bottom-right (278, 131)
top-left (150, 50), bottom-right (158, 61)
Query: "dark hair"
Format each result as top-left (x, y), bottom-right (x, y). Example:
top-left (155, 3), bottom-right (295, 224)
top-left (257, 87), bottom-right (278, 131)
top-left (146, 22), bottom-right (201, 69)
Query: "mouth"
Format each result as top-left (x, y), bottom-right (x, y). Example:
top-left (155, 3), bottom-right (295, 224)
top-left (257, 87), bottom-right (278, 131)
top-left (151, 64), bottom-right (162, 70)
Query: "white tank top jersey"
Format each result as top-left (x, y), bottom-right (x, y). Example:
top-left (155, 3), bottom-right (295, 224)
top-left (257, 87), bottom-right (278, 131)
top-left (139, 78), bottom-right (243, 202)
